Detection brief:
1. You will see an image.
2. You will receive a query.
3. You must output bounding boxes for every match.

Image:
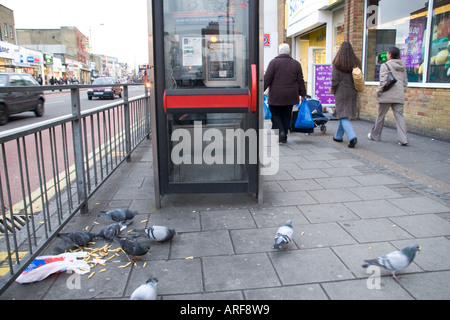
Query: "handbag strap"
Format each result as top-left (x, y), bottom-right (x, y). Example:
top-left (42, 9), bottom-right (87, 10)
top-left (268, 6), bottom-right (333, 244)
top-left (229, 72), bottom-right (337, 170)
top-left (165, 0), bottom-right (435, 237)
top-left (385, 62), bottom-right (392, 72)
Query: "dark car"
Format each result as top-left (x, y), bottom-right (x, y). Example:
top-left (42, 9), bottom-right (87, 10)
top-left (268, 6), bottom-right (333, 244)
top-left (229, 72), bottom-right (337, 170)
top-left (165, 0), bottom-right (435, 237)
top-left (0, 73), bottom-right (45, 126)
top-left (87, 77), bottom-right (122, 100)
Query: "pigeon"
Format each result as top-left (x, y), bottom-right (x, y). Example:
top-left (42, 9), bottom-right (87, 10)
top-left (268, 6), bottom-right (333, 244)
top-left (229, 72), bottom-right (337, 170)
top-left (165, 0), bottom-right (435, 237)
top-left (130, 276), bottom-right (158, 300)
top-left (272, 220), bottom-right (294, 251)
top-left (55, 232), bottom-right (97, 253)
top-left (96, 221), bottom-right (132, 241)
top-left (145, 226), bottom-right (176, 243)
top-left (98, 209), bottom-right (138, 222)
top-left (362, 244), bottom-right (421, 279)
top-left (117, 237), bottom-right (151, 262)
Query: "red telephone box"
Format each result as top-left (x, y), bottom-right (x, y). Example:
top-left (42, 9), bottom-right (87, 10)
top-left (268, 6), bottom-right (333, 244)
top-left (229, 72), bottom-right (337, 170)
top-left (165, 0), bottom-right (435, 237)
top-left (148, 0), bottom-right (264, 208)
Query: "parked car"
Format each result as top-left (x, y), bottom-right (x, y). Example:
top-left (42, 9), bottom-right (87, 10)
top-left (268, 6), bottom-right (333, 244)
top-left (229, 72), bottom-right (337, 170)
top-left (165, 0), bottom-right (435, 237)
top-left (87, 77), bottom-right (122, 100)
top-left (0, 73), bottom-right (45, 126)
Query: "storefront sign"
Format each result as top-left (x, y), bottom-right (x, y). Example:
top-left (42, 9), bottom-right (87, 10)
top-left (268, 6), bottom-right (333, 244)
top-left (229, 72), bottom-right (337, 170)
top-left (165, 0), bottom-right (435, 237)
top-left (288, 0), bottom-right (329, 24)
top-left (313, 64), bottom-right (335, 106)
top-left (44, 54), bottom-right (53, 64)
top-left (264, 34), bottom-right (270, 47)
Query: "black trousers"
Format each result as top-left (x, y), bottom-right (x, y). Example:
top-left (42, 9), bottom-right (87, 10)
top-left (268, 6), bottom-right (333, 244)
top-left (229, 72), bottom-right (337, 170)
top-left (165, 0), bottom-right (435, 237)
top-left (269, 105), bottom-right (293, 135)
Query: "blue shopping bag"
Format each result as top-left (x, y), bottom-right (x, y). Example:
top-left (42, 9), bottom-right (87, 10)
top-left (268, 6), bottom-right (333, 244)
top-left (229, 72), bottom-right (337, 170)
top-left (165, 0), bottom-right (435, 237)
top-left (264, 96), bottom-right (271, 120)
top-left (295, 99), bottom-right (315, 129)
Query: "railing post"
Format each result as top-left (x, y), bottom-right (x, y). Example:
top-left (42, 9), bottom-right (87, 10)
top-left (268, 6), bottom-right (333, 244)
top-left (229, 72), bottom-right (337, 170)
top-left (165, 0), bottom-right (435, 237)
top-left (71, 87), bottom-right (88, 214)
top-left (145, 86), bottom-right (151, 139)
top-left (124, 85), bottom-right (131, 162)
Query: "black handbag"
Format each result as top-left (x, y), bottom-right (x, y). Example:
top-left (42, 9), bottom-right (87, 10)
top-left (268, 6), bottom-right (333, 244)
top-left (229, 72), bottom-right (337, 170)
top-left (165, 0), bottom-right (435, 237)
top-left (383, 63), bottom-right (397, 92)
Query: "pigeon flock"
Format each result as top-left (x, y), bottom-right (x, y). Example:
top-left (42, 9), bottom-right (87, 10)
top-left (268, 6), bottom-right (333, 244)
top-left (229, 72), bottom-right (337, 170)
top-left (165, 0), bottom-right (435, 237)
top-left (55, 208), bottom-right (176, 300)
top-left (55, 211), bottom-right (422, 299)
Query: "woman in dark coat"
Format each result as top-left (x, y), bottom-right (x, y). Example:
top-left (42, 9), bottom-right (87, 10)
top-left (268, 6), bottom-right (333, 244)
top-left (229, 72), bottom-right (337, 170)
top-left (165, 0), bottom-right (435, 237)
top-left (264, 43), bottom-right (306, 143)
top-left (330, 41), bottom-right (361, 148)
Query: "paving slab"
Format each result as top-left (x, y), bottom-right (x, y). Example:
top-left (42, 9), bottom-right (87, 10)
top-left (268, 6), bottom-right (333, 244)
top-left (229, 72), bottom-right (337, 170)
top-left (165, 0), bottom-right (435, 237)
top-left (298, 203), bottom-right (360, 223)
top-left (170, 230), bottom-right (234, 258)
top-left (391, 214), bottom-right (450, 238)
top-left (268, 248), bottom-right (355, 285)
top-left (388, 197), bottom-right (450, 214)
top-left (244, 284), bottom-right (328, 300)
top-left (321, 278), bottom-right (414, 300)
top-left (200, 209), bottom-right (256, 231)
top-left (203, 253), bottom-right (280, 292)
top-left (296, 222), bottom-right (357, 249)
top-left (339, 218), bottom-right (414, 243)
top-left (398, 271), bottom-right (450, 300)
top-left (343, 199), bottom-right (408, 219)
top-left (250, 206), bottom-right (309, 228)
top-left (348, 185), bottom-right (404, 201)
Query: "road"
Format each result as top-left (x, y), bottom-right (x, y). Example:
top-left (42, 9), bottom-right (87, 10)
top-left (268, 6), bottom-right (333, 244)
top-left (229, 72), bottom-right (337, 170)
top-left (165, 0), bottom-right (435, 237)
top-left (0, 85), bottom-right (147, 219)
top-left (0, 85), bottom-right (146, 132)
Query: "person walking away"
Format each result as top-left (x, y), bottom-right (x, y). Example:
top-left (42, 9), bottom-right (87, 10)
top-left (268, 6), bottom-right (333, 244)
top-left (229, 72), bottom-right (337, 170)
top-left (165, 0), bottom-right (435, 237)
top-left (368, 47), bottom-right (408, 146)
top-left (330, 41), bottom-right (361, 148)
top-left (264, 43), bottom-right (306, 143)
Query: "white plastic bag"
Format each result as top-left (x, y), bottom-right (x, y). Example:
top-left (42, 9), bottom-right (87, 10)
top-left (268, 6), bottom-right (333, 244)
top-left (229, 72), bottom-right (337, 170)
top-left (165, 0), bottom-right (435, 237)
top-left (16, 252), bottom-right (91, 284)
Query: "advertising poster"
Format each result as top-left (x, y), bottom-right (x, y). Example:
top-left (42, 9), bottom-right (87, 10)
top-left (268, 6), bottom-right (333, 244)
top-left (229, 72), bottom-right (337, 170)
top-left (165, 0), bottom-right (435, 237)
top-left (313, 64), bottom-right (335, 106)
top-left (401, 15), bottom-right (427, 68)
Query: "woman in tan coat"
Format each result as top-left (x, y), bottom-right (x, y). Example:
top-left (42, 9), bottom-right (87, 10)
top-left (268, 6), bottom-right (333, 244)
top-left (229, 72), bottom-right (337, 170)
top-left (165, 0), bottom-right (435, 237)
top-left (368, 47), bottom-right (409, 146)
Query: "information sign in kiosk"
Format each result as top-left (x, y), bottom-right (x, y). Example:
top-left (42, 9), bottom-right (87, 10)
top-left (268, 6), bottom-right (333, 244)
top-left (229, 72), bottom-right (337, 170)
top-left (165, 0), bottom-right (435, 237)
top-left (147, 0), bottom-right (264, 208)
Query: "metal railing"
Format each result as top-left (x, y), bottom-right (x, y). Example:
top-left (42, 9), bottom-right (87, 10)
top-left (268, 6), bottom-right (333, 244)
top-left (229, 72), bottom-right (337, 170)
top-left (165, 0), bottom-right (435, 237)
top-left (0, 84), bottom-right (151, 293)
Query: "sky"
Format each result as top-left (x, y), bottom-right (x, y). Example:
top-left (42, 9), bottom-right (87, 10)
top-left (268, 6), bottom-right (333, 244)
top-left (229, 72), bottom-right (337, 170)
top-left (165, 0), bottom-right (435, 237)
top-left (0, 0), bottom-right (149, 68)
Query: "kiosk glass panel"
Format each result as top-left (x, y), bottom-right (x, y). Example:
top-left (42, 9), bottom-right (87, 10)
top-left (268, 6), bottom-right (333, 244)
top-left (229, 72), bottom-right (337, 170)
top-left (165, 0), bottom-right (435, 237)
top-left (163, 0), bottom-right (250, 89)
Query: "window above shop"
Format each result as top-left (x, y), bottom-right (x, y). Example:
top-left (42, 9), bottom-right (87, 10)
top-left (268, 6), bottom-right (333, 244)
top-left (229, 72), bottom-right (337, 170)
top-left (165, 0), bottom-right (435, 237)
top-left (364, 0), bottom-right (450, 86)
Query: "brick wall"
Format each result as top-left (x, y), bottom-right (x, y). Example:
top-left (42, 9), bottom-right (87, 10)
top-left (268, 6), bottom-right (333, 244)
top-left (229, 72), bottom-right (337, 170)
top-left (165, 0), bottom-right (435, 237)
top-left (359, 86), bottom-right (450, 141)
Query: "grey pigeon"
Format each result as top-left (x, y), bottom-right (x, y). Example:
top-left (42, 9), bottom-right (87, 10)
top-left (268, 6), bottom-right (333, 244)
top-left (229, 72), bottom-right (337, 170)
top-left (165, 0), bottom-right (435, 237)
top-left (96, 221), bottom-right (132, 240)
top-left (362, 244), bottom-right (421, 279)
top-left (117, 237), bottom-right (151, 262)
top-left (55, 232), bottom-right (97, 253)
top-left (145, 226), bottom-right (176, 243)
top-left (98, 209), bottom-right (138, 222)
top-left (272, 220), bottom-right (294, 251)
top-left (130, 276), bottom-right (158, 300)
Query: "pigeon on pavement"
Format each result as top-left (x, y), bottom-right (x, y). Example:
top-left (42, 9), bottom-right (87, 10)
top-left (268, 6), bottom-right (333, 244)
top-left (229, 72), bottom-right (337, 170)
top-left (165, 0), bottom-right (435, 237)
top-left (145, 226), bottom-right (176, 243)
top-left (96, 221), bottom-right (132, 240)
top-left (117, 237), bottom-right (151, 262)
top-left (272, 220), bottom-right (294, 251)
top-left (55, 232), bottom-right (97, 253)
top-left (362, 244), bottom-right (421, 279)
top-left (98, 209), bottom-right (138, 222)
top-left (130, 276), bottom-right (158, 300)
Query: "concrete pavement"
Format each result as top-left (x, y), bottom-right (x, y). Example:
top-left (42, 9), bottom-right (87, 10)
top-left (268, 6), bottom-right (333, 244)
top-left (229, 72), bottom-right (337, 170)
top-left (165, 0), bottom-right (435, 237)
top-left (1, 118), bottom-right (449, 300)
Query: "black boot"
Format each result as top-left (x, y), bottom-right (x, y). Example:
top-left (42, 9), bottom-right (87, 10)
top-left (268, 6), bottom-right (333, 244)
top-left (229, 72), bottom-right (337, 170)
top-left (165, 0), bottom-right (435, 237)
top-left (348, 138), bottom-right (358, 148)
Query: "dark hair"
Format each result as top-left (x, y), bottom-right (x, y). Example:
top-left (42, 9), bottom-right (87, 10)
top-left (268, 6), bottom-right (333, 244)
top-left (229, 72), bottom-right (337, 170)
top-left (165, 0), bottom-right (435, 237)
top-left (388, 47), bottom-right (401, 59)
top-left (332, 41), bottom-right (362, 73)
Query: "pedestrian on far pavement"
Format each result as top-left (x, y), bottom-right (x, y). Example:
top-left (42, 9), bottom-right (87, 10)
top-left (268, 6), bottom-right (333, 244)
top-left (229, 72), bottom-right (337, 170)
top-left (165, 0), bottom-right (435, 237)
top-left (264, 43), bottom-right (306, 143)
top-left (330, 41), bottom-right (361, 148)
top-left (37, 74), bottom-right (43, 85)
top-left (368, 46), bottom-right (409, 146)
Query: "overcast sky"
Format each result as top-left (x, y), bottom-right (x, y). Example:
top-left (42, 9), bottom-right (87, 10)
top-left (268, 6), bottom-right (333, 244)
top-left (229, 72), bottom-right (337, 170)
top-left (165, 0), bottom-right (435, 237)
top-left (1, 0), bottom-right (149, 68)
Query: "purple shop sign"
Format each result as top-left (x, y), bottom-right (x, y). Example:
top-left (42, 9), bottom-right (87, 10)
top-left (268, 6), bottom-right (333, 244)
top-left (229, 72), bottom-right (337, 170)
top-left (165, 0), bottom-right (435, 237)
top-left (313, 64), bottom-right (335, 106)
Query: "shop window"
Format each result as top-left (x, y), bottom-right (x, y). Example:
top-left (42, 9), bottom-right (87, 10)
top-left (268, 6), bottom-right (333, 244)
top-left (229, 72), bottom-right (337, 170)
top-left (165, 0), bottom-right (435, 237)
top-left (365, 0), bottom-right (429, 83)
top-left (427, 0), bottom-right (450, 83)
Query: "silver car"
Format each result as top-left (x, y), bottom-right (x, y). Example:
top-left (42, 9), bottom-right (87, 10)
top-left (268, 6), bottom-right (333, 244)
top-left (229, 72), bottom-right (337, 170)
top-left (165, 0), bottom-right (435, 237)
top-left (0, 73), bottom-right (45, 125)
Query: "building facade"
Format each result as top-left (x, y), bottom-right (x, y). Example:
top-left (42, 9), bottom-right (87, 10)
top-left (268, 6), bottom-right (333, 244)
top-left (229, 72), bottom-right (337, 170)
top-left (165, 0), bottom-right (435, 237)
top-left (0, 4), bottom-right (16, 45)
top-left (285, 0), bottom-right (450, 140)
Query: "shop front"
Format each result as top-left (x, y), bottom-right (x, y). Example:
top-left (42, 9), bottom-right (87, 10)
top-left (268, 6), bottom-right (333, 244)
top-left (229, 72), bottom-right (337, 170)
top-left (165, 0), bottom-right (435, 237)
top-left (286, 0), bottom-right (344, 101)
top-left (360, 0), bottom-right (450, 140)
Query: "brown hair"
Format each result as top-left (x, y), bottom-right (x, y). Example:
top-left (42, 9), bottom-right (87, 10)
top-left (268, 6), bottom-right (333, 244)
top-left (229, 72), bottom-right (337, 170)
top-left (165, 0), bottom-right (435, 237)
top-left (332, 41), bottom-right (362, 73)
